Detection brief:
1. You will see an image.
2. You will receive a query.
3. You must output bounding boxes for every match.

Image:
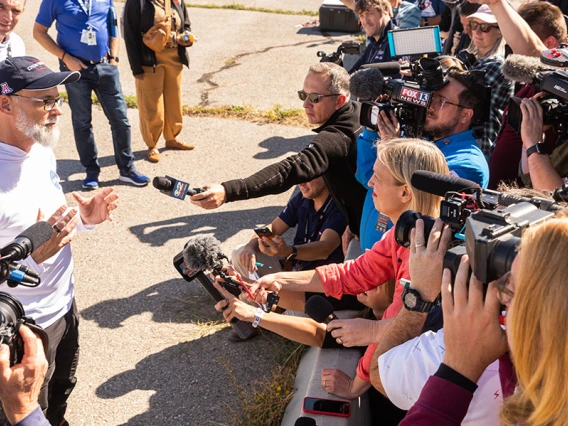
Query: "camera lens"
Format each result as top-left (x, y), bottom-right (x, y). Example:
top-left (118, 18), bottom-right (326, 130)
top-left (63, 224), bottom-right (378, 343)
top-left (488, 236), bottom-right (520, 282)
top-left (0, 292), bottom-right (24, 344)
top-left (394, 210), bottom-right (436, 248)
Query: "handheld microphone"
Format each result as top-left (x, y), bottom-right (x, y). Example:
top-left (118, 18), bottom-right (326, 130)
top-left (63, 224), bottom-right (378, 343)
top-left (0, 222), bottom-right (53, 262)
top-left (361, 61), bottom-right (408, 76)
top-left (305, 295), bottom-right (338, 325)
top-left (177, 236), bottom-right (256, 340)
top-left (153, 176), bottom-right (205, 200)
top-left (502, 54), bottom-right (553, 84)
top-left (410, 171), bottom-right (479, 198)
top-left (349, 67), bottom-right (385, 101)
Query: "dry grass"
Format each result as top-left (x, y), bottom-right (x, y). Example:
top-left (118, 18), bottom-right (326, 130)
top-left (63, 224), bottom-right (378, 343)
top-left (220, 339), bottom-right (306, 426)
top-left (182, 104), bottom-right (309, 127)
top-left (185, 3), bottom-right (319, 16)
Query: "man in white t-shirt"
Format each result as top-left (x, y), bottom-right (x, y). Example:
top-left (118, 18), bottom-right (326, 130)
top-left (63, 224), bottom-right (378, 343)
top-left (0, 56), bottom-right (118, 425)
top-left (0, 0), bottom-right (27, 60)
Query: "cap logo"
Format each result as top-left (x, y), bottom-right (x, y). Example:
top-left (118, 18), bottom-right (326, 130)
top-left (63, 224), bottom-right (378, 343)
top-left (26, 61), bottom-right (47, 72)
top-left (0, 82), bottom-right (12, 94)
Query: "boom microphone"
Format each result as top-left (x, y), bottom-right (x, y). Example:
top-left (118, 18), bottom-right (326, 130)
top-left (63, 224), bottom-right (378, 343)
top-left (179, 236), bottom-right (256, 339)
top-left (0, 222), bottom-right (53, 262)
top-left (153, 175), bottom-right (204, 200)
top-left (305, 295), bottom-right (338, 324)
top-left (349, 67), bottom-right (385, 101)
top-left (411, 171), bottom-right (479, 197)
top-left (502, 54), bottom-right (553, 84)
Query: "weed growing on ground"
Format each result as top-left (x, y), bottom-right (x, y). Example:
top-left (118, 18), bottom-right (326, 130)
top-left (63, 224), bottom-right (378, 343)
top-left (186, 3), bottom-right (318, 16)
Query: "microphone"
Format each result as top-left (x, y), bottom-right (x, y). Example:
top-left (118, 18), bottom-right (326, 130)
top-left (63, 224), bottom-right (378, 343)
top-left (502, 54), bottom-right (553, 83)
top-left (361, 61), bottom-right (408, 76)
top-left (349, 67), bottom-right (385, 101)
top-left (410, 171), bottom-right (479, 197)
top-left (0, 222), bottom-right (53, 262)
top-left (295, 418), bottom-right (317, 426)
top-left (153, 175), bottom-right (204, 200)
top-left (305, 295), bottom-right (338, 324)
top-left (179, 235), bottom-right (256, 340)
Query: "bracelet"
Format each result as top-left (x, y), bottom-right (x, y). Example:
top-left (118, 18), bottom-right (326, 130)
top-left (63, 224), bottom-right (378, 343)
top-left (61, 52), bottom-right (67, 61)
top-left (252, 307), bottom-right (264, 328)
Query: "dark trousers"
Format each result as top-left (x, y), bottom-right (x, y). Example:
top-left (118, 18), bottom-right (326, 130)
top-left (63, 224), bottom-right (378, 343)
top-left (60, 60), bottom-right (135, 176)
top-left (42, 300), bottom-right (80, 426)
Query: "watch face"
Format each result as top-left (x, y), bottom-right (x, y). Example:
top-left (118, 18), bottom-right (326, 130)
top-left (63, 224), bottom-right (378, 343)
top-left (405, 292), bottom-right (417, 308)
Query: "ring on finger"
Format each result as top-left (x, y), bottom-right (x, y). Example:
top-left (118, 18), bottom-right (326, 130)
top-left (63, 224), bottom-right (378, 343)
top-left (415, 243), bottom-right (425, 248)
top-left (53, 224), bottom-right (62, 233)
top-left (336, 337), bottom-right (343, 345)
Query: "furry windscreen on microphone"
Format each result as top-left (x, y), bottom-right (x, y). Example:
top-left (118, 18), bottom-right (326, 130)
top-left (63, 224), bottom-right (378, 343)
top-left (349, 67), bottom-right (385, 101)
top-left (183, 235), bottom-right (225, 271)
top-left (502, 54), bottom-right (550, 83)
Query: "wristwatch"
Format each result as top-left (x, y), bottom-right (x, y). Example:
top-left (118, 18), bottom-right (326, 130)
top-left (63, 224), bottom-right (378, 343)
top-left (107, 55), bottom-right (119, 63)
top-left (401, 279), bottom-right (439, 313)
top-left (286, 246), bottom-right (298, 262)
top-left (526, 142), bottom-right (547, 158)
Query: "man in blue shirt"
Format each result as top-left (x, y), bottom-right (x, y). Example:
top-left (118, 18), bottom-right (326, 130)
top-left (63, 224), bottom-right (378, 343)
top-left (356, 67), bottom-right (489, 250)
top-left (349, 0), bottom-right (398, 73)
top-left (33, 0), bottom-right (149, 189)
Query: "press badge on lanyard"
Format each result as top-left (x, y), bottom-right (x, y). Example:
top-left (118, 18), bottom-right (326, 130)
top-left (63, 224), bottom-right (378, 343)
top-left (78, 0), bottom-right (97, 46)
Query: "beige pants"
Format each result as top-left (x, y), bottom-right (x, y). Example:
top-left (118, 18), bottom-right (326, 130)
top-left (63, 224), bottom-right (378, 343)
top-left (135, 47), bottom-right (184, 149)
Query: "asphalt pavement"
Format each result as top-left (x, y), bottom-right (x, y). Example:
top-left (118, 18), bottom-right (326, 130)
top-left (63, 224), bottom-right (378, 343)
top-left (16, 1), bottom-right (357, 425)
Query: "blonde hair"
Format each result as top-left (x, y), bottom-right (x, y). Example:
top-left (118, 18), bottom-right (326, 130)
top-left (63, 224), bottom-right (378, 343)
top-left (308, 63), bottom-right (350, 98)
top-left (501, 211), bottom-right (568, 426)
top-left (375, 138), bottom-right (449, 217)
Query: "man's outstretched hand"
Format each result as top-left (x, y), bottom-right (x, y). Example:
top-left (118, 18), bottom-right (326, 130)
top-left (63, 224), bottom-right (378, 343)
top-left (190, 184), bottom-right (226, 209)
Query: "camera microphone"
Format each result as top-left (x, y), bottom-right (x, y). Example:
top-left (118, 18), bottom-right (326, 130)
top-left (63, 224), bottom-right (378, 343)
top-left (153, 175), bottom-right (204, 200)
top-left (180, 236), bottom-right (257, 340)
top-left (0, 222), bottom-right (53, 262)
top-left (411, 171), bottom-right (479, 198)
top-left (361, 61), bottom-right (408, 76)
top-left (349, 67), bottom-right (386, 101)
top-left (502, 54), bottom-right (553, 84)
top-left (305, 295), bottom-right (338, 325)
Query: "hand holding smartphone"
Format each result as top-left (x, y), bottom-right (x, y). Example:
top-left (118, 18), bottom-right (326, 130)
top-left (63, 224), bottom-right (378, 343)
top-left (254, 227), bottom-right (275, 239)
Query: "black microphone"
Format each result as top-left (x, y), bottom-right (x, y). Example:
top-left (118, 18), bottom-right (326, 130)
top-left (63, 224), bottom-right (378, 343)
top-left (295, 418), bottom-right (317, 426)
top-left (349, 67), bottom-right (385, 101)
top-left (180, 235), bottom-right (256, 340)
top-left (502, 54), bottom-right (553, 83)
top-left (0, 222), bottom-right (53, 262)
top-left (305, 295), bottom-right (338, 324)
top-left (410, 171), bottom-right (479, 197)
top-left (153, 175), bottom-right (204, 200)
top-left (361, 61), bottom-right (409, 76)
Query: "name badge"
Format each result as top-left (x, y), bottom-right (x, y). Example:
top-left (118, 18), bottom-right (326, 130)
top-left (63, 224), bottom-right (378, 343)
top-left (81, 27), bottom-right (97, 46)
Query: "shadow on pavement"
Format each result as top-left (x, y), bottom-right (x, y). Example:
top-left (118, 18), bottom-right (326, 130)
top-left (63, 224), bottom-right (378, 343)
top-left (129, 207), bottom-right (286, 247)
top-left (95, 327), bottom-right (288, 425)
top-left (253, 135), bottom-right (313, 160)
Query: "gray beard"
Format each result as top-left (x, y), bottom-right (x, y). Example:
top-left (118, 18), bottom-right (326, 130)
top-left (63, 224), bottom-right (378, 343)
top-left (15, 111), bottom-right (60, 149)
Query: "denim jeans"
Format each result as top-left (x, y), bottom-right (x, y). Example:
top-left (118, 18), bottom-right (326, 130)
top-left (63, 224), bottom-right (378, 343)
top-left (61, 61), bottom-right (135, 175)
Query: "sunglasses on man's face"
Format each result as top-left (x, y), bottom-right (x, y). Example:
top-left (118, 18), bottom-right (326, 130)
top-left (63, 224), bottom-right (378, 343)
top-left (298, 90), bottom-right (340, 104)
top-left (469, 21), bottom-right (499, 33)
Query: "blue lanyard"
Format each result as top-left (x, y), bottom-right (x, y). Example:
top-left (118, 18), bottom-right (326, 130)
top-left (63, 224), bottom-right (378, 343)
top-left (76, 0), bottom-right (92, 17)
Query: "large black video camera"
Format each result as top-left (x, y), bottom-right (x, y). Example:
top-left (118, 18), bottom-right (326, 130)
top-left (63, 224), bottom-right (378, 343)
top-left (508, 48), bottom-right (568, 142)
top-left (359, 57), bottom-right (445, 138)
top-left (317, 41), bottom-right (362, 67)
top-left (395, 172), bottom-right (563, 283)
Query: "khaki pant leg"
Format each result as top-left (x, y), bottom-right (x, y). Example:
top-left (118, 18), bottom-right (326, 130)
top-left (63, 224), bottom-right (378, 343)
top-left (135, 64), bottom-right (166, 149)
top-left (159, 48), bottom-right (184, 142)
top-left (231, 243), bottom-right (283, 280)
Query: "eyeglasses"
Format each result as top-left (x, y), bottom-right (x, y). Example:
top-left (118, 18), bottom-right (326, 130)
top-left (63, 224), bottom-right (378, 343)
top-left (430, 94), bottom-right (467, 110)
top-left (298, 90), bottom-right (340, 104)
top-left (469, 21), bottom-right (499, 33)
top-left (11, 94), bottom-right (64, 111)
top-left (496, 271), bottom-right (515, 305)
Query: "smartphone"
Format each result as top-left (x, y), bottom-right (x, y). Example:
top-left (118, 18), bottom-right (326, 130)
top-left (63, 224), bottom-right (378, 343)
top-left (302, 397), bottom-right (351, 417)
top-left (254, 227), bottom-right (274, 239)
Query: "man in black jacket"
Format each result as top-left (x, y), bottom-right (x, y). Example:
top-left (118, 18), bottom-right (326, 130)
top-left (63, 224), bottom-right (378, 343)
top-left (191, 63), bottom-right (366, 235)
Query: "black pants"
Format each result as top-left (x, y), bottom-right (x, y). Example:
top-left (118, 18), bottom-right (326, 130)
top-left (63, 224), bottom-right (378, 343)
top-left (42, 300), bottom-right (80, 426)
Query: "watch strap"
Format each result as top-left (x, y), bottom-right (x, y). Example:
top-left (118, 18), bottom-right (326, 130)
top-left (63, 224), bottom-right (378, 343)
top-left (286, 246), bottom-right (297, 261)
top-left (526, 142), bottom-right (547, 158)
top-left (402, 280), bottom-right (439, 313)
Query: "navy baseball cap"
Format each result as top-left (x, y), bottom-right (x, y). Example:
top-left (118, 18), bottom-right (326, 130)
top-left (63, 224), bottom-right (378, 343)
top-left (0, 56), bottom-right (80, 95)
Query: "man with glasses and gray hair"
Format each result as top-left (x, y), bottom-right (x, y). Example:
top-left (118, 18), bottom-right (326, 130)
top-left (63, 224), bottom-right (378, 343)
top-left (191, 62), bottom-right (367, 239)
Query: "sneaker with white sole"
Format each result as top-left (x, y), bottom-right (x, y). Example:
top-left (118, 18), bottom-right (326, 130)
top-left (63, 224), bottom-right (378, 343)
top-left (119, 170), bottom-right (150, 187)
top-left (82, 172), bottom-right (99, 190)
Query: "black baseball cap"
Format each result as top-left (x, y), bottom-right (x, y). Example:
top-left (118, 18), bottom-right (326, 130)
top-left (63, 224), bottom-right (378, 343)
top-left (0, 56), bottom-right (80, 95)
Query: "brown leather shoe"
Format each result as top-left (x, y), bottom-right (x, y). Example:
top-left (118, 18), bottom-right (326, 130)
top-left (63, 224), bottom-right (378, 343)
top-left (147, 148), bottom-right (160, 163)
top-left (165, 140), bottom-right (195, 150)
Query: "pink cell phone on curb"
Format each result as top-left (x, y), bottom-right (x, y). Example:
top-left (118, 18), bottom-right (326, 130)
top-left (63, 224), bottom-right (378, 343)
top-left (302, 397), bottom-right (351, 417)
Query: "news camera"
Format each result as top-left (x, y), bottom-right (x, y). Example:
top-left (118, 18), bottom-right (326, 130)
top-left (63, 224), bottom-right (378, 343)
top-left (507, 48), bottom-right (568, 142)
top-left (395, 171), bottom-right (563, 283)
top-left (317, 41), bottom-right (362, 67)
top-left (359, 57), bottom-right (445, 137)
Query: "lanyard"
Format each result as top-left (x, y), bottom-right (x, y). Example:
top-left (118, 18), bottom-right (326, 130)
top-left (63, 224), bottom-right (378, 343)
top-left (76, 0), bottom-right (92, 17)
top-left (303, 197), bottom-right (333, 244)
